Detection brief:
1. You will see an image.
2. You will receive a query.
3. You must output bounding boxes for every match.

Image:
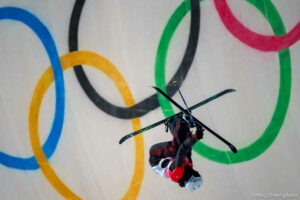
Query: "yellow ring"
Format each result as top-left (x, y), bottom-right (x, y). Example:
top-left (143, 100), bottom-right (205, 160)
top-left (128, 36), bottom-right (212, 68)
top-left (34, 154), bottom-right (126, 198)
top-left (28, 50), bottom-right (144, 199)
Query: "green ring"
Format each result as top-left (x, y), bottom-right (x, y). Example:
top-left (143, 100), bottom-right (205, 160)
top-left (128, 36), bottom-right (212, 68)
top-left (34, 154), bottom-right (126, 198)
top-left (154, 0), bottom-right (292, 164)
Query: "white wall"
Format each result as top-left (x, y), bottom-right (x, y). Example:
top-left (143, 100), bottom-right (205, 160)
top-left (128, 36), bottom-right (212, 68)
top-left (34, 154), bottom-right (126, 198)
top-left (0, 0), bottom-right (299, 199)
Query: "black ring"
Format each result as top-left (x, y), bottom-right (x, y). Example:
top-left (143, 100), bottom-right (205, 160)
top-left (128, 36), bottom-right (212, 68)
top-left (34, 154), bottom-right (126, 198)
top-left (68, 0), bottom-right (200, 119)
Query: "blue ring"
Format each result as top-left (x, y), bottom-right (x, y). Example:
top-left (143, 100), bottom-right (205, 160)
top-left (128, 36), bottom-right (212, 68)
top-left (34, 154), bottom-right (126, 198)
top-left (0, 7), bottom-right (65, 170)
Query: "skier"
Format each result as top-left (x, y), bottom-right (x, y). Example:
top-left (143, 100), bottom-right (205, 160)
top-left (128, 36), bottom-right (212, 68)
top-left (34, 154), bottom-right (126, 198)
top-left (148, 114), bottom-right (204, 192)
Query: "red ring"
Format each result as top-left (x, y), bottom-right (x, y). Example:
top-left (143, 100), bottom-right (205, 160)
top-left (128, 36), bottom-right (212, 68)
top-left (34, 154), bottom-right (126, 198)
top-left (214, 0), bottom-right (300, 51)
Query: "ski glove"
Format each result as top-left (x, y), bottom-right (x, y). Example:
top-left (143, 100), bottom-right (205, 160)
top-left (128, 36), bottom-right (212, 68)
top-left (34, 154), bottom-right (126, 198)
top-left (193, 126), bottom-right (204, 140)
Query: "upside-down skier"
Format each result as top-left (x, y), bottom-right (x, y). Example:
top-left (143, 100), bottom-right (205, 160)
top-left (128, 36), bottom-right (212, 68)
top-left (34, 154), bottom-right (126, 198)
top-left (119, 87), bottom-right (237, 191)
top-left (148, 114), bottom-right (204, 192)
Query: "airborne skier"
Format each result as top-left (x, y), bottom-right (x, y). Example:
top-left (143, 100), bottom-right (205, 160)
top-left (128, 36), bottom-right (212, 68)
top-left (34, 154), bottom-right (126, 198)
top-left (119, 86), bottom-right (237, 192)
top-left (149, 114), bottom-right (204, 192)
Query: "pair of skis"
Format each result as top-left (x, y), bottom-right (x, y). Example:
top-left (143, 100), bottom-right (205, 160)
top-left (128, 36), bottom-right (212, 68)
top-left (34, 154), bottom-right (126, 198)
top-left (119, 87), bottom-right (237, 154)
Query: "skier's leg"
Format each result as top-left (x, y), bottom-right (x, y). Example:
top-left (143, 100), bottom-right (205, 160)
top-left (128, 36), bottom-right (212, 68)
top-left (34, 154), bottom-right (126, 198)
top-left (169, 136), bottom-right (196, 170)
top-left (170, 125), bottom-right (204, 169)
top-left (166, 134), bottom-right (203, 186)
top-left (165, 116), bottom-right (177, 133)
top-left (169, 117), bottom-right (192, 149)
top-left (149, 141), bottom-right (175, 167)
top-left (149, 141), bottom-right (176, 178)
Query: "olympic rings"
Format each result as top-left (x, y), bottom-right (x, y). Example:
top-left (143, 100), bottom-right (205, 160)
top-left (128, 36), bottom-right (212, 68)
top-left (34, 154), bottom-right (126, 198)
top-left (0, 0), bottom-right (297, 198)
top-left (155, 0), bottom-right (292, 164)
top-left (29, 51), bottom-right (144, 199)
top-left (0, 7), bottom-right (65, 170)
top-left (214, 0), bottom-right (300, 51)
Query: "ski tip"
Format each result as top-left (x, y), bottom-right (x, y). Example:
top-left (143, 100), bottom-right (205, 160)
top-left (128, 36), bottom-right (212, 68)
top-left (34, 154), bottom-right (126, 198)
top-left (149, 86), bottom-right (156, 89)
top-left (230, 144), bottom-right (238, 153)
top-left (227, 88), bottom-right (237, 92)
top-left (119, 138), bottom-right (125, 145)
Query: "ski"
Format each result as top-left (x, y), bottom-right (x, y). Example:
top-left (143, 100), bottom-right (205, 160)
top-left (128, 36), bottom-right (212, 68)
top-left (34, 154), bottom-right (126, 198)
top-left (119, 88), bottom-right (236, 144)
top-left (152, 86), bottom-right (237, 153)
